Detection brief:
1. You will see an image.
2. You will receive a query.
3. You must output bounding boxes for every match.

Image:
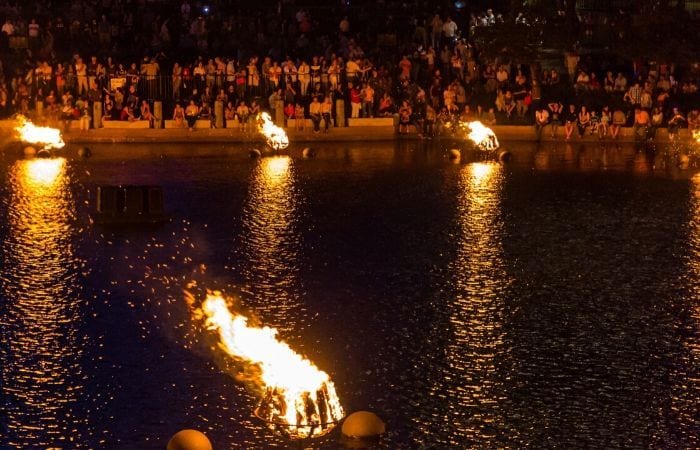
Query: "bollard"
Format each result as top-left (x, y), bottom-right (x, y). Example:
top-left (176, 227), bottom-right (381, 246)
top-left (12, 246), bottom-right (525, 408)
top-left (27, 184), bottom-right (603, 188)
top-left (93, 101), bottom-right (102, 129)
top-left (275, 99), bottom-right (285, 127)
top-left (213, 101), bottom-right (223, 129)
top-left (335, 99), bottom-right (345, 127)
top-left (154, 101), bottom-right (163, 129)
top-left (36, 100), bottom-right (44, 120)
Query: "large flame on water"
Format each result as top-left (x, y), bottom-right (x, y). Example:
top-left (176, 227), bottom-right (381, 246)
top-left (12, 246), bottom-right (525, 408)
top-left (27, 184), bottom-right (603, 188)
top-left (14, 115), bottom-right (65, 150)
top-left (195, 292), bottom-right (343, 439)
top-left (459, 121), bottom-right (499, 151)
top-left (258, 112), bottom-right (289, 151)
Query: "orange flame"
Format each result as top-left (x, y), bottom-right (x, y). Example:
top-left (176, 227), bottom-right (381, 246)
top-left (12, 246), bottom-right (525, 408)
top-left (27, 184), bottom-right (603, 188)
top-left (458, 121), bottom-right (499, 151)
top-left (14, 115), bottom-right (65, 150)
top-left (196, 291), bottom-right (343, 439)
top-left (693, 129), bottom-right (700, 143)
top-left (258, 112), bottom-right (289, 151)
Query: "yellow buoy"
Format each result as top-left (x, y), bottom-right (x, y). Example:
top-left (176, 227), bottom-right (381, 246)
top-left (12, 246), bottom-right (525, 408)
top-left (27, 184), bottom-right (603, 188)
top-left (302, 147), bottom-right (315, 158)
top-left (166, 429), bottom-right (212, 450)
top-left (448, 148), bottom-right (461, 159)
top-left (249, 148), bottom-right (262, 158)
top-left (341, 411), bottom-right (386, 439)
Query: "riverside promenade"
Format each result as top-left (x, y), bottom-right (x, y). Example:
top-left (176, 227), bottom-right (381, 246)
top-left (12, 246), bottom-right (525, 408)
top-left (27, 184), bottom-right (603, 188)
top-left (0, 119), bottom-right (695, 145)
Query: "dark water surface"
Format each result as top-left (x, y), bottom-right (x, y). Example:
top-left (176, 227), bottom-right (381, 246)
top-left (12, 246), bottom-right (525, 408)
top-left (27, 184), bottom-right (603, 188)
top-left (0, 141), bottom-right (698, 449)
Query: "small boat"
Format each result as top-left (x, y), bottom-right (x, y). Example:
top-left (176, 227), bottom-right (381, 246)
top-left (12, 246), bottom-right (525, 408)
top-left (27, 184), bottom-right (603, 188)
top-left (94, 185), bottom-right (168, 225)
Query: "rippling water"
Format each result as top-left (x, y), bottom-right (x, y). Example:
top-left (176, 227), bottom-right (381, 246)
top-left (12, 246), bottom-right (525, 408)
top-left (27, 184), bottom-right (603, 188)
top-left (0, 141), bottom-right (698, 449)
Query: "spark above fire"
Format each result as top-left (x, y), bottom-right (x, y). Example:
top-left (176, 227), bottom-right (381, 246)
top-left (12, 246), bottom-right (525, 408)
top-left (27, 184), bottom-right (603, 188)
top-left (192, 291), bottom-right (343, 439)
top-left (14, 115), bottom-right (65, 150)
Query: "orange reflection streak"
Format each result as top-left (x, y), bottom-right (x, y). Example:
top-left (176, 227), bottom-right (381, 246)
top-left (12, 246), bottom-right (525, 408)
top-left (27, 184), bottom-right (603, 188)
top-left (433, 162), bottom-right (510, 442)
top-left (0, 158), bottom-right (85, 448)
top-left (240, 156), bottom-right (304, 331)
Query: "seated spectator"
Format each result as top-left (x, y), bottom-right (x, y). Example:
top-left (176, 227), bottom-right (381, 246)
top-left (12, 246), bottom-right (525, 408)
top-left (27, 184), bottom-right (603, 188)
top-left (599, 106), bottom-right (611, 139)
top-left (173, 102), bottom-right (186, 128)
top-left (309, 96), bottom-right (322, 133)
top-left (398, 100), bottom-right (412, 134)
top-left (611, 109), bottom-right (627, 139)
top-left (577, 105), bottom-right (591, 138)
top-left (564, 104), bottom-right (577, 140)
top-left (377, 92), bottom-right (394, 116)
top-left (633, 107), bottom-right (651, 140)
top-left (535, 107), bottom-right (549, 140)
top-left (667, 107), bottom-right (686, 138)
top-left (294, 103), bottom-right (306, 131)
top-left (140, 100), bottom-right (154, 127)
top-left (224, 101), bottom-right (236, 126)
top-left (120, 105), bottom-right (137, 122)
top-left (185, 100), bottom-right (199, 130)
top-left (284, 102), bottom-right (295, 120)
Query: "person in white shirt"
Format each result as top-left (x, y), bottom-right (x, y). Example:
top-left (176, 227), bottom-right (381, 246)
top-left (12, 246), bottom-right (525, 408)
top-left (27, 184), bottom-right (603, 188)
top-left (442, 17), bottom-right (458, 45)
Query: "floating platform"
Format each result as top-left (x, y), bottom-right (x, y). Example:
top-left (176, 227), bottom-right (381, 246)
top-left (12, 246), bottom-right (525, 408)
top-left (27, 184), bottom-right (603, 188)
top-left (94, 185), bottom-right (167, 225)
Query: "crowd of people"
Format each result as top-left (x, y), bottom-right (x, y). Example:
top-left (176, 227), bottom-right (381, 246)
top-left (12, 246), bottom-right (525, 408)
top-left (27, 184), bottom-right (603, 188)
top-left (0, 0), bottom-right (699, 138)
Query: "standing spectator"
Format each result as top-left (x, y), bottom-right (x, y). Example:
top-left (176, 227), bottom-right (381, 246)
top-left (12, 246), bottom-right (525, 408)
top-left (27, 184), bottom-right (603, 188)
top-left (349, 83), bottom-right (361, 118)
top-left (361, 82), bottom-right (375, 118)
top-left (442, 17), bottom-right (458, 47)
top-left (75, 57), bottom-right (88, 96)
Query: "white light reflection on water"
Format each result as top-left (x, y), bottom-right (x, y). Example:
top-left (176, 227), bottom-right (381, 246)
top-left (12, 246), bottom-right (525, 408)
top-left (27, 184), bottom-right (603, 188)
top-left (424, 162), bottom-right (512, 445)
top-left (240, 156), bottom-right (306, 332)
top-left (0, 158), bottom-right (87, 448)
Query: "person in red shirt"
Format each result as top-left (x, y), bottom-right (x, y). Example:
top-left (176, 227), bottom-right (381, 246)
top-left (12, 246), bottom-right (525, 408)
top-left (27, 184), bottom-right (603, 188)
top-left (349, 82), bottom-right (361, 118)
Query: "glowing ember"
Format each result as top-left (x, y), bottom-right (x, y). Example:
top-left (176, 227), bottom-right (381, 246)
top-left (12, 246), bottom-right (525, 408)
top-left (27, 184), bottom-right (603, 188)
top-left (693, 129), bottom-right (700, 143)
top-left (459, 121), bottom-right (499, 151)
top-left (14, 115), bottom-right (65, 150)
top-left (258, 112), bottom-right (289, 151)
top-left (195, 291), bottom-right (343, 439)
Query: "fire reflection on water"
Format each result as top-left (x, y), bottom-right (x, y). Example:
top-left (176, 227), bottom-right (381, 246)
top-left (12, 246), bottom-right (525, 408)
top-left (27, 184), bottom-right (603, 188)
top-left (669, 173), bottom-right (700, 447)
top-left (429, 162), bottom-right (511, 444)
top-left (0, 158), bottom-right (86, 448)
top-left (239, 156), bottom-right (305, 331)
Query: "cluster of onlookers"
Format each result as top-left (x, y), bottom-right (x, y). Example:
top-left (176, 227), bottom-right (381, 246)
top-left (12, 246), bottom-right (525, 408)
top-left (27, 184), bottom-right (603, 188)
top-left (0, 0), bottom-right (699, 138)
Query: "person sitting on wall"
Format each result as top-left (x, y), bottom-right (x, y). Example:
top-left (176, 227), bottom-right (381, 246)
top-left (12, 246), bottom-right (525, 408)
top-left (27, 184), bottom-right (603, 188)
top-left (140, 100), bottom-right (154, 127)
top-left (535, 106), bottom-right (549, 140)
top-left (185, 99), bottom-right (199, 131)
top-left (294, 103), bottom-right (305, 131)
top-left (309, 96), bottom-right (322, 133)
top-left (610, 108), bottom-right (627, 140)
top-left (667, 107), bottom-right (686, 139)
top-left (633, 107), bottom-right (651, 140)
top-left (173, 102), bottom-right (185, 128)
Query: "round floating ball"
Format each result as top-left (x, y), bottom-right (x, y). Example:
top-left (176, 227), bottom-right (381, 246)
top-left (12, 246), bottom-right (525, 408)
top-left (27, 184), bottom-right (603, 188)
top-left (166, 429), bottom-right (212, 450)
top-left (37, 148), bottom-right (52, 158)
top-left (23, 146), bottom-right (37, 158)
top-left (341, 411), bottom-right (386, 439)
top-left (78, 146), bottom-right (92, 158)
top-left (678, 153), bottom-right (690, 170)
top-left (448, 148), bottom-right (461, 160)
top-left (249, 148), bottom-right (262, 158)
top-left (302, 147), bottom-right (315, 158)
top-left (498, 150), bottom-right (512, 163)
